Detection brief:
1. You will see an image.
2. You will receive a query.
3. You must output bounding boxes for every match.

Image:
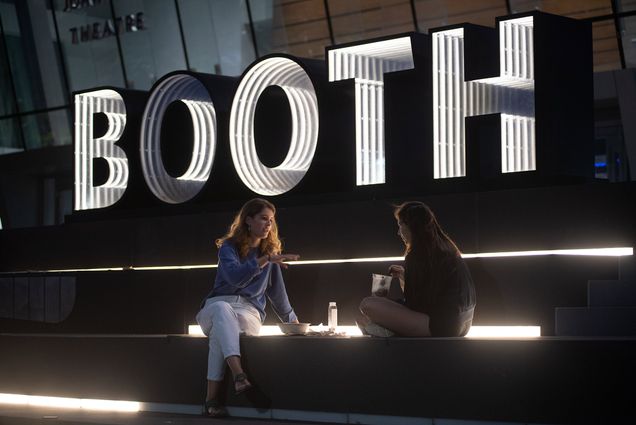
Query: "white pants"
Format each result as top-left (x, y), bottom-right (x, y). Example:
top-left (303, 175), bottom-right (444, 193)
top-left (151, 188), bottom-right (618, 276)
top-left (196, 295), bottom-right (262, 381)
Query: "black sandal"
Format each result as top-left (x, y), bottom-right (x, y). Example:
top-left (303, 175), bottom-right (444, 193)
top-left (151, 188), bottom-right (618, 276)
top-left (203, 398), bottom-right (228, 418)
top-left (234, 372), bottom-right (253, 395)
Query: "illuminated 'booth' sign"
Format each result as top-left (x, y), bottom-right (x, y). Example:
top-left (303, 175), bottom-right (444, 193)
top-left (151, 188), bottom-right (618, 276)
top-left (74, 12), bottom-right (592, 212)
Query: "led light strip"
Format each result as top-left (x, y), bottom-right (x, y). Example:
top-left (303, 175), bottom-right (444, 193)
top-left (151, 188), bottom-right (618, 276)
top-left (432, 17), bottom-right (535, 179)
top-left (328, 37), bottom-right (415, 186)
top-left (465, 325), bottom-right (540, 338)
top-left (0, 393), bottom-right (139, 412)
top-left (7, 247), bottom-right (630, 274)
top-left (229, 57), bottom-right (318, 195)
top-left (188, 324), bottom-right (540, 338)
top-left (140, 74), bottom-right (217, 204)
top-left (460, 247), bottom-right (634, 258)
top-left (74, 90), bottom-right (128, 211)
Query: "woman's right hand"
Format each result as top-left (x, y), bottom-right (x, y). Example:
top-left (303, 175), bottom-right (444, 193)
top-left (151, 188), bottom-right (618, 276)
top-left (269, 253), bottom-right (300, 269)
top-left (388, 264), bottom-right (404, 279)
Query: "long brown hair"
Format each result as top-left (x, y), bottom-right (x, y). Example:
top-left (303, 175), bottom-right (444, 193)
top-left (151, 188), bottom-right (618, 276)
top-left (216, 198), bottom-right (282, 258)
top-left (394, 201), bottom-right (460, 257)
top-left (394, 202), bottom-right (460, 310)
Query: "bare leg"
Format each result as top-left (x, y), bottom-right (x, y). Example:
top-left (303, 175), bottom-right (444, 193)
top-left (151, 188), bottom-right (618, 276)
top-left (204, 379), bottom-right (227, 417)
top-left (226, 355), bottom-right (252, 393)
top-left (359, 296), bottom-right (431, 336)
top-left (206, 379), bottom-right (222, 401)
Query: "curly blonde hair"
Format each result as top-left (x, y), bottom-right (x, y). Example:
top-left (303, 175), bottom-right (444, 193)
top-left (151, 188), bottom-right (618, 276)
top-left (216, 198), bottom-right (282, 259)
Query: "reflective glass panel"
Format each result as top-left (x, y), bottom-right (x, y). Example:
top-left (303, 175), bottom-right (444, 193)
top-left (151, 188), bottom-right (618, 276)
top-left (620, 15), bottom-right (636, 68)
top-left (21, 108), bottom-right (72, 150)
top-left (414, 0), bottom-right (507, 32)
top-left (0, 0), bottom-right (67, 112)
top-left (328, 0), bottom-right (415, 44)
top-left (615, 0), bottom-right (636, 12)
top-left (250, 0), bottom-right (330, 59)
top-left (593, 20), bottom-right (622, 71)
top-left (0, 116), bottom-right (23, 154)
top-left (0, 14), bottom-right (17, 116)
top-left (508, 0), bottom-right (612, 18)
top-left (178, 0), bottom-right (256, 76)
top-left (51, 0), bottom-right (125, 92)
top-left (112, 0), bottom-right (187, 89)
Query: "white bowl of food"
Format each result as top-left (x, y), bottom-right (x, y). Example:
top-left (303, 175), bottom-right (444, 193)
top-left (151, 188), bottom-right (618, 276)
top-left (277, 322), bottom-right (311, 335)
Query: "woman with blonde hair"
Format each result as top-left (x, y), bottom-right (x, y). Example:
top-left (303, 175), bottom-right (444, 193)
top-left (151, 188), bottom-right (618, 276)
top-left (358, 201), bottom-right (476, 337)
top-left (196, 198), bottom-right (300, 417)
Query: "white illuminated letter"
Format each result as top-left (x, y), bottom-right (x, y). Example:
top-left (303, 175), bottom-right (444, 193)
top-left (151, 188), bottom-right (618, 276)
top-left (328, 37), bottom-right (415, 186)
top-left (74, 90), bottom-right (128, 211)
top-left (433, 17), bottom-right (535, 179)
top-left (140, 74), bottom-right (217, 204)
top-left (229, 57), bottom-right (318, 195)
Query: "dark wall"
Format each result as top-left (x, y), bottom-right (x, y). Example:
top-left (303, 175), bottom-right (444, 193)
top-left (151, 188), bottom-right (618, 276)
top-left (1, 334), bottom-right (634, 424)
top-left (1, 181), bottom-right (634, 335)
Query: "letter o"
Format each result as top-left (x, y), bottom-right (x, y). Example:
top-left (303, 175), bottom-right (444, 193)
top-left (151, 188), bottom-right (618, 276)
top-left (140, 74), bottom-right (217, 204)
top-left (229, 56), bottom-right (319, 195)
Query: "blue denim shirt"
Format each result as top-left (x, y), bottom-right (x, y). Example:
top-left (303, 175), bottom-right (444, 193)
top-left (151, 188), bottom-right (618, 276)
top-left (207, 241), bottom-right (298, 323)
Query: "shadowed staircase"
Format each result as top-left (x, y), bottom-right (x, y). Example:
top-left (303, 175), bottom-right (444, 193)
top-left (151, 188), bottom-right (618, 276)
top-left (556, 258), bottom-right (636, 336)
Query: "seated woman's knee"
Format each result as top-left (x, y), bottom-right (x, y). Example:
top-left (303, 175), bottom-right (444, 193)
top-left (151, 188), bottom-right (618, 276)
top-left (359, 296), bottom-right (380, 315)
top-left (210, 301), bottom-right (234, 320)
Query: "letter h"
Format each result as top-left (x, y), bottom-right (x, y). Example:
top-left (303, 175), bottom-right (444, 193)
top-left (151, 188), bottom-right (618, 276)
top-left (431, 12), bottom-right (592, 181)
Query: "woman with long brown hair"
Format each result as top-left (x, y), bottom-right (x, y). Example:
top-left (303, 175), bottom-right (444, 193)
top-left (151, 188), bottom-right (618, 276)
top-left (196, 198), bottom-right (300, 417)
top-left (357, 201), bottom-right (476, 337)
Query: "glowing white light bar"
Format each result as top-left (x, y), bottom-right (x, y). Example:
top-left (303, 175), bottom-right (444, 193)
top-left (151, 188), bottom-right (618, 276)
top-left (188, 324), bottom-right (363, 337)
top-left (461, 247), bottom-right (634, 258)
top-left (329, 37), bottom-right (414, 186)
top-left (188, 324), bottom-right (205, 336)
top-left (229, 57), bottom-right (319, 195)
top-left (433, 17), bottom-right (535, 179)
top-left (140, 74), bottom-right (217, 204)
top-left (7, 247), bottom-right (631, 274)
top-left (132, 264), bottom-right (213, 271)
top-left (289, 256), bottom-right (403, 265)
top-left (189, 325), bottom-right (536, 338)
top-left (74, 90), bottom-right (128, 211)
top-left (465, 326), bottom-right (540, 338)
top-left (0, 393), bottom-right (139, 412)
top-left (45, 267), bottom-right (127, 273)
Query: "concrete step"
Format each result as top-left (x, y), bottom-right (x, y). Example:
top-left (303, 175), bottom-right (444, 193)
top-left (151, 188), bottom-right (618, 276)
top-left (555, 306), bottom-right (636, 336)
top-left (588, 280), bottom-right (636, 307)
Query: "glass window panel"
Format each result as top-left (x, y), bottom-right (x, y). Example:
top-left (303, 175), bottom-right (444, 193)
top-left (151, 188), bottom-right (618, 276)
top-left (51, 0), bottom-right (125, 92)
top-left (620, 16), bottom-right (636, 68)
top-left (21, 108), bottom-right (71, 150)
top-left (0, 0), bottom-right (68, 112)
top-left (112, 0), bottom-right (187, 89)
top-left (508, 0), bottom-right (612, 19)
top-left (414, 0), bottom-right (507, 33)
top-left (0, 117), bottom-right (23, 155)
top-left (594, 20), bottom-right (622, 71)
top-left (0, 17), bottom-right (17, 116)
top-left (178, 0), bottom-right (255, 76)
top-left (328, 0), bottom-right (415, 44)
top-left (615, 0), bottom-right (636, 12)
top-left (250, 0), bottom-right (331, 60)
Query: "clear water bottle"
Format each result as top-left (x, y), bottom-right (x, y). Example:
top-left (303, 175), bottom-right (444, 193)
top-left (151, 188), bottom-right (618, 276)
top-left (328, 301), bottom-right (338, 332)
